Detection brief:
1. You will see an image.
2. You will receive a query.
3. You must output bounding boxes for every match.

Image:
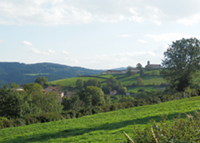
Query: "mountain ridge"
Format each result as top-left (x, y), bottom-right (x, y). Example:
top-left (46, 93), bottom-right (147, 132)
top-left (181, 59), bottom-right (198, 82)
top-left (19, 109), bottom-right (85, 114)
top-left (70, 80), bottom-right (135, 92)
top-left (0, 62), bottom-right (104, 87)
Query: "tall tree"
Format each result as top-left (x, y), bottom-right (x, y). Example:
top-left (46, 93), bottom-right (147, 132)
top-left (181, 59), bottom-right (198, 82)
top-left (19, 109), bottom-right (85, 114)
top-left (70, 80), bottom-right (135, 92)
top-left (127, 66), bottom-right (132, 75)
top-left (136, 63), bottom-right (142, 70)
top-left (79, 86), bottom-right (105, 106)
top-left (161, 38), bottom-right (200, 91)
top-left (35, 76), bottom-right (48, 88)
top-left (139, 69), bottom-right (145, 77)
top-left (137, 77), bottom-right (143, 85)
top-left (76, 79), bottom-right (83, 89)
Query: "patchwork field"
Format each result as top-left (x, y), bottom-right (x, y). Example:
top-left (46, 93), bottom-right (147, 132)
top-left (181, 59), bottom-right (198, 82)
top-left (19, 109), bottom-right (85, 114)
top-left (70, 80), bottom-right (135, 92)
top-left (1, 96), bottom-right (200, 143)
top-left (49, 70), bottom-right (167, 93)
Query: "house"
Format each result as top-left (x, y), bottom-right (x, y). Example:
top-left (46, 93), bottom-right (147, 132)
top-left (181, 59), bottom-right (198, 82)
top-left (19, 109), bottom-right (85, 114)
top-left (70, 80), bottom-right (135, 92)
top-left (13, 88), bottom-right (24, 92)
top-left (43, 87), bottom-right (64, 102)
top-left (145, 61), bottom-right (162, 69)
top-left (110, 90), bottom-right (117, 96)
top-left (107, 70), bottom-right (126, 75)
top-left (130, 68), bottom-right (140, 72)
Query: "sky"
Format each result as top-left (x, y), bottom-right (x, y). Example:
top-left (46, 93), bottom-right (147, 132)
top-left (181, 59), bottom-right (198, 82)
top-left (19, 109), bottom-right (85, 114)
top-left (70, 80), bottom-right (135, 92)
top-left (1, 0), bottom-right (200, 70)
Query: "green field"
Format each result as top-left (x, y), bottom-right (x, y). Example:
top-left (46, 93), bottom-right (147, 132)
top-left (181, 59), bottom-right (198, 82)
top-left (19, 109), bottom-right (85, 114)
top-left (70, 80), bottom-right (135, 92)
top-left (49, 69), bottom-right (167, 93)
top-left (49, 76), bottom-right (108, 86)
top-left (1, 96), bottom-right (200, 143)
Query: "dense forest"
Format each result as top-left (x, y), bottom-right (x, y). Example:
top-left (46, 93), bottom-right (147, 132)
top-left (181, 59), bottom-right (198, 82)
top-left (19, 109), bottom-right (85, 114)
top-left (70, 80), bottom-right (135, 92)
top-left (0, 62), bottom-right (103, 87)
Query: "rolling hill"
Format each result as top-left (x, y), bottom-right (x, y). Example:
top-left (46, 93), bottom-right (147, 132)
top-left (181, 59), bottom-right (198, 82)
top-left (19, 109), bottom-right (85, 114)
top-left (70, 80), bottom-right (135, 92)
top-left (0, 96), bottom-right (200, 142)
top-left (49, 69), bottom-right (167, 93)
top-left (0, 62), bottom-right (104, 87)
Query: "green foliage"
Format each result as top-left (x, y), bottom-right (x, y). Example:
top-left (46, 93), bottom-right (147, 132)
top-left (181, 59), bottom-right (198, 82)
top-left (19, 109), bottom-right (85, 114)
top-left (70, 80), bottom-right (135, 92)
top-left (10, 82), bottom-right (19, 88)
top-left (161, 38), bottom-right (200, 92)
top-left (137, 77), bottom-right (143, 85)
top-left (152, 70), bottom-right (158, 75)
top-left (2, 96), bottom-right (200, 142)
top-left (35, 76), bottom-right (48, 88)
top-left (40, 92), bottom-right (63, 113)
top-left (84, 79), bottom-right (99, 88)
top-left (127, 66), bottom-right (132, 76)
top-left (0, 89), bottom-right (25, 118)
top-left (139, 69), bottom-right (145, 77)
top-left (136, 63), bottom-right (142, 69)
top-left (76, 79), bottom-right (83, 89)
top-left (79, 86), bottom-right (105, 107)
top-left (62, 97), bottom-right (73, 111)
top-left (127, 112), bottom-right (200, 143)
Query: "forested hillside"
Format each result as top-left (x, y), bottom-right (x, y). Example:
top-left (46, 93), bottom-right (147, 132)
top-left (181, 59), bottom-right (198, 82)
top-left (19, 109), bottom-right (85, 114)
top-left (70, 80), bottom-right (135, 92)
top-left (0, 62), bottom-right (103, 87)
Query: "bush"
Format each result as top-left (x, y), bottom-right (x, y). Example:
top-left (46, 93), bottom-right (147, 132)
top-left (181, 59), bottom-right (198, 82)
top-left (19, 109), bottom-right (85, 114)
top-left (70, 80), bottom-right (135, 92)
top-left (13, 118), bottom-right (25, 127)
top-left (124, 112), bottom-right (200, 143)
top-left (0, 117), bottom-right (14, 129)
top-left (138, 89), bottom-right (145, 92)
top-left (23, 115), bottom-right (39, 125)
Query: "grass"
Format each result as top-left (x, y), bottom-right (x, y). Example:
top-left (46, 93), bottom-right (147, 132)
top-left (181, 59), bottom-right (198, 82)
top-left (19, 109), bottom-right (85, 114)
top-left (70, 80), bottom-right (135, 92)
top-left (49, 77), bottom-right (107, 86)
top-left (24, 73), bottom-right (50, 76)
top-left (48, 69), bottom-right (168, 93)
top-left (126, 86), bottom-right (160, 93)
top-left (1, 96), bottom-right (200, 143)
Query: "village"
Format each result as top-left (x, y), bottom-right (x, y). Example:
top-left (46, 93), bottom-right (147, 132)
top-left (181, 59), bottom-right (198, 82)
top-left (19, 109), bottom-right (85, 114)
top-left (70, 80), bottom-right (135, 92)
top-left (11, 61), bottom-right (163, 102)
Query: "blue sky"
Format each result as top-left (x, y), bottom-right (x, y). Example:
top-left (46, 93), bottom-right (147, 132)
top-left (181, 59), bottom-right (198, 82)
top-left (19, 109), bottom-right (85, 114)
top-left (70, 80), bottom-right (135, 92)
top-left (1, 0), bottom-right (200, 69)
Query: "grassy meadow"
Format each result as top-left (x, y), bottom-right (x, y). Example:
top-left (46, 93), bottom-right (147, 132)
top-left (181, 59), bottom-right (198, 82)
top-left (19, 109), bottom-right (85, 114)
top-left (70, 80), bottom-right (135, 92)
top-left (1, 96), bottom-right (200, 143)
top-left (49, 69), bottom-right (167, 93)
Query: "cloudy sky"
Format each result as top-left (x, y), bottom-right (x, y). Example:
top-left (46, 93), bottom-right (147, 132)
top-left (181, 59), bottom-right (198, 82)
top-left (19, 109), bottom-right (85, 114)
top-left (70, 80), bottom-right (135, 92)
top-left (1, 0), bottom-right (200, 69)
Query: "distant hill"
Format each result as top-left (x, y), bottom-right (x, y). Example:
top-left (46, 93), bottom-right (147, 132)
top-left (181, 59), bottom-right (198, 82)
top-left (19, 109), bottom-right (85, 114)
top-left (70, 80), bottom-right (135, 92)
top-left (110, 67), bottom-right (127, 70)
top-left (0, 62), bottom-right (103, 87)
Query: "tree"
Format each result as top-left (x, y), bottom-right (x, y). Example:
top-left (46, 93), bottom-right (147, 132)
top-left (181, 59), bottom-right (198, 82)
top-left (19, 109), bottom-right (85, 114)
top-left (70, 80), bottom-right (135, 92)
top-left (127, 66), bottom-right (132, 75)
top-left (161, 38), bottom-right (200, 92)
top-left (0, 88), bottom-right (31, 118)
top-left (79, 86), bottom-right (105, 106)
top-left (10, 82), bottom-right (19, 89)
top-left (56, 83), bottom-right (63, 92)
top-left (35, 76), bottom-right (48, 88)
top-left (76, 79), bottom-right (83, 89)
top-left (62, 97), bottom-right (72, 111)
top-left (136, 63), bottom-right (142, 70)
top-left (84, 79), bottom-right (99, 88)
top-left (40, 91), bottom-right (63, 113)
top-left (137, 77), bottom-right (143, 85)
top-left (139, 69), bottom-right (145, 77)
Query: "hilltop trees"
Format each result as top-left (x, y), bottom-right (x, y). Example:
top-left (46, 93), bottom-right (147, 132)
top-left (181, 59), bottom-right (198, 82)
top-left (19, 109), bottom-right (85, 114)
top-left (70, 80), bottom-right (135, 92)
top-left (35, 76), bottom-right (48, 88)
top-left (161, 38), bottom-right (200, 92)
top-left (136, 63), bottom-right (142, 70)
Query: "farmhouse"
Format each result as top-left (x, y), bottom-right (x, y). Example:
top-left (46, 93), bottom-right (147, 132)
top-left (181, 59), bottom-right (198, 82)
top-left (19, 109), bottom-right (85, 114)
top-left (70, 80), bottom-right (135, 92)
top-left (101, 61), bottom-right (162, 75)
top-left (145, 61), bottom-right (162, 69)
top-left (43, 87), bottom-right (64, 102)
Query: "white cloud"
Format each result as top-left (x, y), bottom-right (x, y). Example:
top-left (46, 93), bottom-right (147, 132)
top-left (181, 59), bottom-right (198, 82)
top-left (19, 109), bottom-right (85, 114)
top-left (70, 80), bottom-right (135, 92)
top-left (31, 48), bottom-right (42, 55)
top-left (1, 0), bottom-right (200, 25)
top-left (138, 39), bottom-right (147, 43)
top-left (117, 34), bottom-right (130, 38)
top-left (146, 33), bottom-right (198, 42)
top-left (30, 48), bottom-right (55, 55)
top-left (0, 40), bottom-right (4, 43)
top-left (48, 49), bottom-right (55, 54)
top-left (22, 41), bottom-right (33, 46)
top-left (63, 50), bottom-right (70, 55)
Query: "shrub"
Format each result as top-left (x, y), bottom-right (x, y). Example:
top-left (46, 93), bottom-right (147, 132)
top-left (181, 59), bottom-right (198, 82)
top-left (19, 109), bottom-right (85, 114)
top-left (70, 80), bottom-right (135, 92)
top-left (0, 117), bottom-right (14, 129)
top-left (13, 118), bottom-right (25, 127)
top-left (124, 111), bottom-right (200, 143)
top-left (23, 115), bottom-right (39, 125)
